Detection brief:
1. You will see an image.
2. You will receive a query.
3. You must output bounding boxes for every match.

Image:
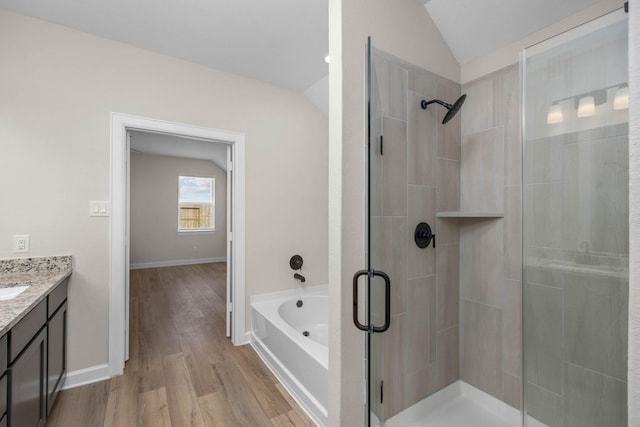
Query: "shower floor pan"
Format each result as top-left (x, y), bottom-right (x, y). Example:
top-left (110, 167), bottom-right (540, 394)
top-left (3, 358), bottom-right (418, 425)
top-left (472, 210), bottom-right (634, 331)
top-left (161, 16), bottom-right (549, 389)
top-left (383, 381), bottom-right (522, 427)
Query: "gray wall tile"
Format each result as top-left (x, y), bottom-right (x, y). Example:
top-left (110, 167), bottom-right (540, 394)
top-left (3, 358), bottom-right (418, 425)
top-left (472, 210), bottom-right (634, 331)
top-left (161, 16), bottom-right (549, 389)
top-left (436, 158), bottom-right (460, 212)
top-left (526, 382), bottom-right (563, 427)
top-left (383, 313), bottom-right (407, 417)
top-left (408, 91), bottom-right (437, 186)
top-left (461, 77), bottom-right (495, 136)
top-left (503, 373), bottom-right (522, 409)
top-left (408, 185), bottom-right (435, 279)
top-left (436, 243), bottom-right (459, 332)
top-left (564, 272), bottom-right (628, 381)
top-left (459, 219), bottom-right (504, 307)
top-left (382, 116), bottom-right (407, 217)
top-left (435, 217), bottom-right (459, 246)
top-left (498, 65), bottom-right (522, 186)
top-left (504, 186), bottom-right (522, 281)
top-left (438, 83), bottom-right (462, 161)
top-left (503, 279), bottom-right (522, 377)
top-left (524, 182), bottom-right (563, 249)
top-left (461, 300), bottom-right (503, 398)
top-left (436, 326), bottom-right (460, 390)
top-left (524, 283), bottom-right (563, 394)
top-left (406, 277), bottom-right (437, 373)
top-left (460, 128), bottom-right (505, 212)
top-left (382, 217), bottom-right (408, 316)
top-left (563, 363), bottom-right (627, 427)
top-left (373, 55), bottom-right (407, 121)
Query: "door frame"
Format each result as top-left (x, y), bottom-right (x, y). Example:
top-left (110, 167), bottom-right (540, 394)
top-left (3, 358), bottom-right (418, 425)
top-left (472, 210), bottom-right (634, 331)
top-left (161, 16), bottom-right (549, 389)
top-left (109, 112), bottom-right (246, 376)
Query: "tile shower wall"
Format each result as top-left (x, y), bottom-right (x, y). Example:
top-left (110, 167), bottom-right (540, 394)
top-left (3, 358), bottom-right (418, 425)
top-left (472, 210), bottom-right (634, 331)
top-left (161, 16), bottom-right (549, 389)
top-left (459, 64), bottom-right (523, 409)
top-left (370, 51), bottom-right (461, 421)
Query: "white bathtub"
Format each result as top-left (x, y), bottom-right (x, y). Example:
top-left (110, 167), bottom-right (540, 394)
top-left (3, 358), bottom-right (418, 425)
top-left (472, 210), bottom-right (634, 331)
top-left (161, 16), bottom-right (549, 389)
top-left (250, 285), bottom-right (328, 426)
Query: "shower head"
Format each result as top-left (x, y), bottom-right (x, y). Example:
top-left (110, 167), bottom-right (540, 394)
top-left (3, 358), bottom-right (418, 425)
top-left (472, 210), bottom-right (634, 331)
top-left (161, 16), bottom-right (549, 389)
top-left (420, 94), bottom-right (467, 124)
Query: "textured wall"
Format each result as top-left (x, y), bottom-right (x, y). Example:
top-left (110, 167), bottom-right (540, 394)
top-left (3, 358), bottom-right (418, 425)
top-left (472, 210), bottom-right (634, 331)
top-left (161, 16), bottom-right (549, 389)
top-left (130, 152), bottom-right (227, 266)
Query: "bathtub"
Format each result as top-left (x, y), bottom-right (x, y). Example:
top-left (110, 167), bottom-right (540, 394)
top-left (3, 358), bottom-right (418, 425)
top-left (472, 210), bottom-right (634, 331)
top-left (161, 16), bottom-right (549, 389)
top-left (250, 285), bottom-right (328, 426)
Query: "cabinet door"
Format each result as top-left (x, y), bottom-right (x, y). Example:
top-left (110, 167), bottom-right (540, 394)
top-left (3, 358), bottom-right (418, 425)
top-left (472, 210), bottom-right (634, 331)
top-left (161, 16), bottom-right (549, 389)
top-left (9, 328), bottom-right (46, 427)
top-left (47, 302), bottom-right (66, 414)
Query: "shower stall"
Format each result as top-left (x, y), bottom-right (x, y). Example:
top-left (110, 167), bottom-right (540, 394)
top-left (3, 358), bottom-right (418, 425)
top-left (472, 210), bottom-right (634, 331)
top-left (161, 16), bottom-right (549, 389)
top-left (357, 7), bottom-right (629, 427)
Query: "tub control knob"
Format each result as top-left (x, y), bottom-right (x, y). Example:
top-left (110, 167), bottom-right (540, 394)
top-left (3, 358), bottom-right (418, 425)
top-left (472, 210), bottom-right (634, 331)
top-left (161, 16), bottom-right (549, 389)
top-left (290, 255), bottom-right (303, 270)
top-left (414, 222), bottom-right (436, 249)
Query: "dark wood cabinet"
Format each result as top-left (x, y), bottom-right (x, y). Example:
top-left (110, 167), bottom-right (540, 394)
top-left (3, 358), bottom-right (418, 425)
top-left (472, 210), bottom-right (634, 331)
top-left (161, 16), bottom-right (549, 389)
top-left (47, 301), bottom-right (66, 413)
top-left (5, 278), bottom-right (68, 427)
top-left (0, 374), bottom-right (6, 421)
top-left (9, 328), bottom-right (47, 427)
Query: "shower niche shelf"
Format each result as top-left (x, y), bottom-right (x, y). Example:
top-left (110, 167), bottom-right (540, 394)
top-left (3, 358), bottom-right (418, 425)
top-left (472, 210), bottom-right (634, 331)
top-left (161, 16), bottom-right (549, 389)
top-left (436, 211), bottom-right (504, 218)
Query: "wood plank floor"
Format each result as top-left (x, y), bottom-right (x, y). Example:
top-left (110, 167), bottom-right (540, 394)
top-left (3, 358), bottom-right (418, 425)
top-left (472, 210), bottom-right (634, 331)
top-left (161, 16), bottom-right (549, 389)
top-left (46, 263), bottom-right (314, 427)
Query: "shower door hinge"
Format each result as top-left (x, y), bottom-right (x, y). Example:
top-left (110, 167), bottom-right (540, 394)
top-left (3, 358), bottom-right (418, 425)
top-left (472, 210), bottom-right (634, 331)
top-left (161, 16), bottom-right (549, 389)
top-left (624, 1), bottom-right (628, 13)
top-left (380, 380), bottom-right (384, 404)
top-left (380, 135), bottom-right (384, 155)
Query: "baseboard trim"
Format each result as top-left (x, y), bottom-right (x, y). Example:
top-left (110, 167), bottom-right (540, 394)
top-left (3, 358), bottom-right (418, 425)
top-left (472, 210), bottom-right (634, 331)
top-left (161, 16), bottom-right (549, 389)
top-left (130, 257), bottom-right (226, 269)
top-left (62, 363), bottom-right (111, 390)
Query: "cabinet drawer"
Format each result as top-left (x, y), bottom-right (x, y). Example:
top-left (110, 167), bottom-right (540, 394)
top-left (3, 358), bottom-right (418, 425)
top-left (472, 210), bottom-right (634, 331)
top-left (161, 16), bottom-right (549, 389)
top-left (9, 300), bottom-right (46, 363)
top-left (0, 335), bottom-right (6, 375)
top-left (0, 374), bottom-right (6, 419)
top-left (48, 279), bottom-right (68, 318)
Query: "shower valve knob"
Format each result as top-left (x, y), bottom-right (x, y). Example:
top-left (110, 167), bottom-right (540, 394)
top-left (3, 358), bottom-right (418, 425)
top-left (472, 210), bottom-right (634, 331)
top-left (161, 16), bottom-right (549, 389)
top-left (414, 222), bottom-right (436, 249)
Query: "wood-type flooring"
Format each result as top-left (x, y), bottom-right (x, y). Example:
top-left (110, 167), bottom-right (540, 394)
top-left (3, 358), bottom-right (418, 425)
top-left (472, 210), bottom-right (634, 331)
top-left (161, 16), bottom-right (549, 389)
top-left (45, 263), bottom-right (314, 426)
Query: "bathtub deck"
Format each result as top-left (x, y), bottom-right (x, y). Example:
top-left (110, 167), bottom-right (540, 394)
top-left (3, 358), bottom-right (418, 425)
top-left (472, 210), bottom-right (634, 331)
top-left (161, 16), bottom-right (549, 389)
top-left (45, 263), bottom-right (315, 427)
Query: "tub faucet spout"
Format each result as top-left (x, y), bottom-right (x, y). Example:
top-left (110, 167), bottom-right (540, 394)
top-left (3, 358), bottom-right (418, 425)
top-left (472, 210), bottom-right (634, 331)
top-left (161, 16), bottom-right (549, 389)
top-left (294, 273), bottom-right (306, 283)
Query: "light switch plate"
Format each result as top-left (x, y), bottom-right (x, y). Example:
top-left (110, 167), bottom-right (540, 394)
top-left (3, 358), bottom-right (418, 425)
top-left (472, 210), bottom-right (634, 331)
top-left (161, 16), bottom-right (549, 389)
top-left (89, 200), bottom-right (110, 217)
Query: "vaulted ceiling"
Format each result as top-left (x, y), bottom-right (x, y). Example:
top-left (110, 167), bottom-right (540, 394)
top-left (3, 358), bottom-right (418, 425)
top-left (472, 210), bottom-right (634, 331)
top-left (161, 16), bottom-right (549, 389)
top-left (0, 0), bottom-right (604, 92)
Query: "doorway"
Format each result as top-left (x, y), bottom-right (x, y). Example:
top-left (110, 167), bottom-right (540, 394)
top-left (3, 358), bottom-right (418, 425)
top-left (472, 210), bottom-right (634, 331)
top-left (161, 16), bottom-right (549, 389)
top-left (110, 113), bottom-right (246, 377)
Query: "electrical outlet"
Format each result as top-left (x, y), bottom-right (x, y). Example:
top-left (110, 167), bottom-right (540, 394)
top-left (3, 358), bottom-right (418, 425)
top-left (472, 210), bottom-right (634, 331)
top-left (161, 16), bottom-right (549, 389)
top-left (13, 235), bottom-right (30, 253)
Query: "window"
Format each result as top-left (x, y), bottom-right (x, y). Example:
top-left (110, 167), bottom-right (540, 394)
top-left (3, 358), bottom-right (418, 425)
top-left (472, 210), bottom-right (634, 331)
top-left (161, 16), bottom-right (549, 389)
top-left (178, 175), bottom-right (215, 231)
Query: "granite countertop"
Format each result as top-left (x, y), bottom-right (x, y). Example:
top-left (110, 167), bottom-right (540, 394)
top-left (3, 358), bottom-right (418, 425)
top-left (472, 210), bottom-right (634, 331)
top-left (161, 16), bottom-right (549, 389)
top-left (0, 255), bottom-right (72, 337)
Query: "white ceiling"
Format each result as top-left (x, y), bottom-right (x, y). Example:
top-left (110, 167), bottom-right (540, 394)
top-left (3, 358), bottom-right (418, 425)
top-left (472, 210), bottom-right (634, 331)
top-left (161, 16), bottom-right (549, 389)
top-left (129, 131), bottom-right (228, 171)
top-left (0, 0), bottom-right (328, 92)
top-left (0, 0), bottom-right (603, 95)
top-left (422, 0), bottom-right (602, 64)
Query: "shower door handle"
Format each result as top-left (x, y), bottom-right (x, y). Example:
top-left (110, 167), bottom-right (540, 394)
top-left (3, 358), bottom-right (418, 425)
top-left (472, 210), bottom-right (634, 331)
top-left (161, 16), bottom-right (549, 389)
top-left (352, 270), bottom-right (369, 331)
top-left (371, 270), bottom-right (391, 333)
top-left (352, 269), bottom-right (391, 333)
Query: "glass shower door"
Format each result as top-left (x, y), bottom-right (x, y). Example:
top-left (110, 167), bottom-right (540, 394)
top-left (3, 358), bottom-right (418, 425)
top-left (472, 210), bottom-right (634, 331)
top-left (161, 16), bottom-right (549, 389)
top-left (360, 37), bottom-right (392, 427)
top-left (522, 9), bottom-right (629, 427)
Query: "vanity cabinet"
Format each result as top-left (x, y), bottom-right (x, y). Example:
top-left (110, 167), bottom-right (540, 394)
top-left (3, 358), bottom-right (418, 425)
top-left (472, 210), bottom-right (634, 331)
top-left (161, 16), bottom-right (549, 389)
top-left (1, 333), bottom-right (7, 426)
top-left (6, 278), bottom-right (68, 427)
top-left (9, 327), bottom-right (46, 427)
top-left (47, 298), bottom-right (67, 413)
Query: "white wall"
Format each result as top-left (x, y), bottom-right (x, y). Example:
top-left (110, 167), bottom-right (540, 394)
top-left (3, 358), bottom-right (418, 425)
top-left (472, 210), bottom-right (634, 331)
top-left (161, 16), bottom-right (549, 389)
top-left (461, 0), bottom-right (621, 83)
top-left (628, 0), bottom-right (640, 422)
top-left (130, 152), bottom-right (227, 266)
top-left (0, 8), bottom-right (328, 376)
top-left (328, 0), bottom-right (459, 424)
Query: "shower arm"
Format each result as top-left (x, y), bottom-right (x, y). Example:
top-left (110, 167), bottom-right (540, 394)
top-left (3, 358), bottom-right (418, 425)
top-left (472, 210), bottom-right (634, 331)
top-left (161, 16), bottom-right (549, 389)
top-left (420, 99), bottom-right (453, 110)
